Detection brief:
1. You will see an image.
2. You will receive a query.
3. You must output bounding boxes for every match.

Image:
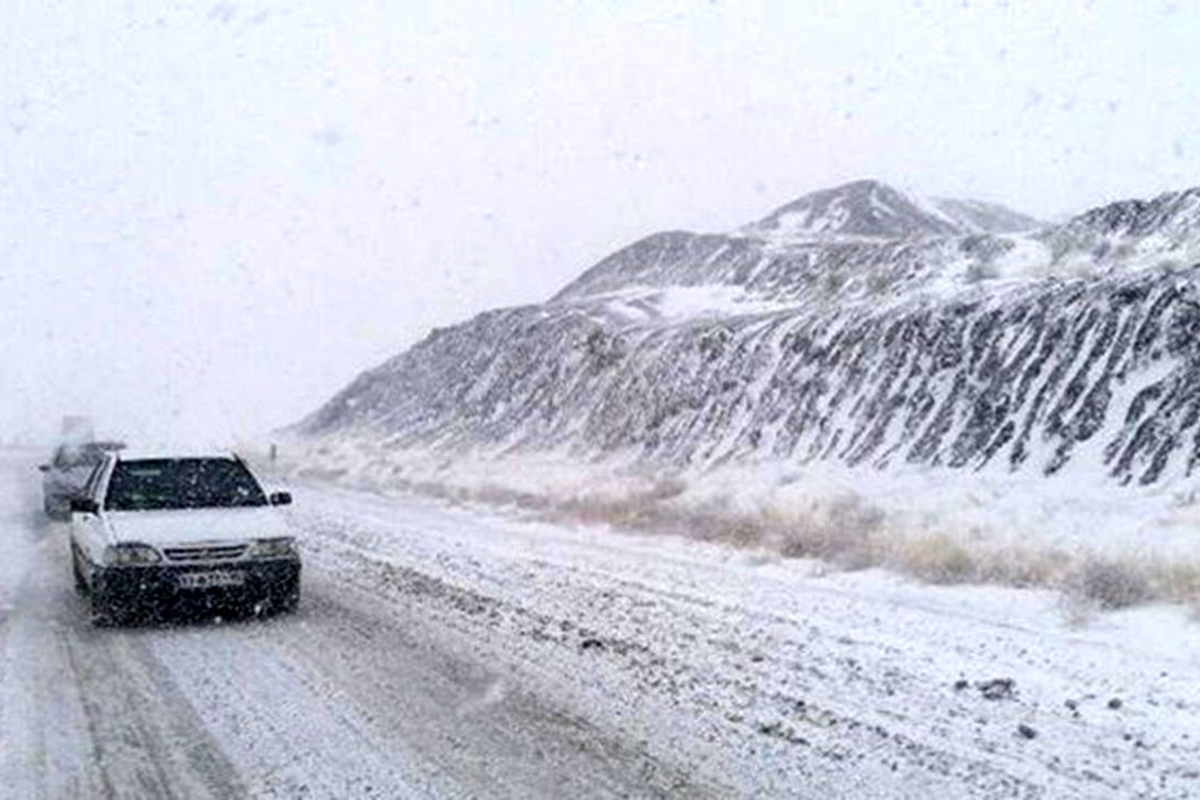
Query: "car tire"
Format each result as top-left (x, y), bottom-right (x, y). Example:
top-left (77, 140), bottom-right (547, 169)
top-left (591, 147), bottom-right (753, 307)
top-left (89, 574), bottom-right (117, 627)
top-left (72, 555), bottom-right (87, 596)
top-left (275, 580), bottom-right (300, 615)
top-left (90, 596), bottom-right (115, 627)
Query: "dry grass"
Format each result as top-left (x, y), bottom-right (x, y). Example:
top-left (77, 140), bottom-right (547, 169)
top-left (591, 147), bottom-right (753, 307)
top-left (769, 496), bottom-right (884, 569)
top-left (977, 546), bottom-right (1068, 588)
top-left (1157, 561), bottom-right (1200, 603)
top-left (1055, 557), bottom-right (1200, 624)
top-left (539, 488), bottom-right (1200, 620)
top-left (416, 477), bottom-right (1200, 617)
top-left (1060, 556), bottom-right (1153, 612)
top-left (266, 444), bottom-right (1200, 620)
top-left (894, 535), bottom-right (977, 585)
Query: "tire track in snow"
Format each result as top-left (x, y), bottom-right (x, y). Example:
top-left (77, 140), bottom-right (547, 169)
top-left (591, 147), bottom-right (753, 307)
top-left (282, 572), bottom-right (709, 798)
top-left (0, 522), bottom-right (248, 799)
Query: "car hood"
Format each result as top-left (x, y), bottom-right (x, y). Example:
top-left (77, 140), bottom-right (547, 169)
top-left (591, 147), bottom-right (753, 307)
top-left (105, 506), bottom-right (291, 546)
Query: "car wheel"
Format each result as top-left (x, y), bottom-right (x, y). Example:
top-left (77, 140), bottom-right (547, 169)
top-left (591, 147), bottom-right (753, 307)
top-left (90, 593), bottom-right (115, 627)
top-left (72, 555), bottom-right (87, 596)
top-left (89, 574), bottom-right (117, 627)
top-left (45, 498), bottom-right (63, 521)
top-left (274, 580), bottom-right (300, 615)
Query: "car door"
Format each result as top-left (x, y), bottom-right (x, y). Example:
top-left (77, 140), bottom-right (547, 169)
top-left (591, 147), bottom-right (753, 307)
top-left (62, 448), bottom-right (101, 500)
top-left (70, 460), bottom-right (112, 567)
top-left (45, 446), bottom-right (72, 504)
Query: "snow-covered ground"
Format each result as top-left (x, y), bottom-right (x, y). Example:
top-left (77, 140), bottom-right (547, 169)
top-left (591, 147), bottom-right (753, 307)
top-left (293, 481), bottom-right (1200, 798)
top-left (4, 445), bottom-right (1200, 797)
top-left (273, 438), bottom-right (1200, 607)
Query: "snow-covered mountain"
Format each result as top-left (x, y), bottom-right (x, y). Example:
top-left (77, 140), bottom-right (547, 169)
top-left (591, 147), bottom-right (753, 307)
top-left (751, 179), bottom-right (965, 239)
top-left (743, 180), bottom-right (1042, 242)
top-left (929, 197), bottom-right (1044, 235)
top-left (1042, 186), bottom-right (1200, 271)
top-left (297, 181), bottom-right (1200, 487)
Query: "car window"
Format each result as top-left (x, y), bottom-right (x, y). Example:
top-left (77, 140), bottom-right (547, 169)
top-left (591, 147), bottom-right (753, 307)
top-left (52, 446), bottom-right (71, 469)
top-left (81, 461), bottom-right (105, 499)
top-left (104, 458), bottom-right (268, 511)
top-left (80, 442), bottom-right (125, 465)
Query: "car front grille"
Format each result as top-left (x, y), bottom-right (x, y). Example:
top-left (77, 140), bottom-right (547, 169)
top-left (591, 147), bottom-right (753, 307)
top-left (163, 544), bottom-right (248, 562)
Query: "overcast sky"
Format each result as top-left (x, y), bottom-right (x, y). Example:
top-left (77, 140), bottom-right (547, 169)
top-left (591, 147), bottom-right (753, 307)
top-left (2, 0), bottom-right (1197, 444)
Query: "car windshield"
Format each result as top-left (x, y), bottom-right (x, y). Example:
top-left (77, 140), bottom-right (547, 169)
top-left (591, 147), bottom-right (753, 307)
top-left (104, 458), bottom-right (268, 511)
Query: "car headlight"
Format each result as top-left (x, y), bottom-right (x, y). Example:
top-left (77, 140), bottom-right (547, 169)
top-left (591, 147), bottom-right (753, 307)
top-left (103, 543), bottom-right (162, 566)
top-left (247, 537), bottom-right (297, 559)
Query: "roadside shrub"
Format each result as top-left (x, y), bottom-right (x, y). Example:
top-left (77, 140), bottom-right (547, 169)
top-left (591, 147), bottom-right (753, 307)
top-left (775, 495), bottom-right (884, 569)
top-left (274, 441), bottom-right (1200, 622)
top-left (1156, 562), bottom-right (1200, 614)
top-left (721, 515), bottom-right (768, 548)
top-left (776, 519), bottom-right (823, 559)
top-left (471, 483), bottom-right (547, 509)
top-left (976, 546), bottom-right (1066, 588)
top-left (897, 535), bottom-right (977, 584)
top-left (1063, 557), bottom-right (1153, 610)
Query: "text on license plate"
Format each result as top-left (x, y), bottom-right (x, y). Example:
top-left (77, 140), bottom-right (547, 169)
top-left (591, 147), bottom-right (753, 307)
top-left (178, 570), bottom-right (245, 589)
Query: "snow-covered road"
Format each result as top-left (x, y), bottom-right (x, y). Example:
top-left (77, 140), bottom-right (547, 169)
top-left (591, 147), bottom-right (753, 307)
top-left (1, 447), bottom-right (1198, 798)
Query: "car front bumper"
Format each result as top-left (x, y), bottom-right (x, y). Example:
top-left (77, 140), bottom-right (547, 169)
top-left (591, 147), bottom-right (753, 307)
top-left (92, 558), bottom-right (301, 618)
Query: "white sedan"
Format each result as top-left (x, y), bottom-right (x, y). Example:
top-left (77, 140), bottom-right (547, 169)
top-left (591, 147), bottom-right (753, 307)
top-left (69, 451), bottom-right (300, 625)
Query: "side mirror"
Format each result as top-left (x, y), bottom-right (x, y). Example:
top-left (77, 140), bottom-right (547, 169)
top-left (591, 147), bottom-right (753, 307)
top-left (38, 464), bottom-right (50, 473)
top-left (269, 492), bottom-right (292, 506)
top-left (70, 498), bottom-right (99, 515)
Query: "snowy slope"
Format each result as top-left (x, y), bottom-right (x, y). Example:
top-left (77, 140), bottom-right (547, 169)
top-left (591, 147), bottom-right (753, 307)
top-left (1041, 187), bottom-right (1200, 275)
top-left (752, 179), bottom-right (965, 239)
top-left (300, 181), bottom-right (1200, 489)
top-left (931, 197), bottom-right (1044, 235)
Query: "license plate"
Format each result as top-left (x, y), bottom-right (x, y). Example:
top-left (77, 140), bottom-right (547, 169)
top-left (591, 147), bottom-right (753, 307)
top-left (178, 570), bottom-right (245, 589)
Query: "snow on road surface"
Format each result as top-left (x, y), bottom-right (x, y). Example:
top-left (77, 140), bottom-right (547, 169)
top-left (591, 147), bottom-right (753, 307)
top-left (0, 449), bottom-right (700, 799)
top-left (2, 447), bottom-right (1199, 798)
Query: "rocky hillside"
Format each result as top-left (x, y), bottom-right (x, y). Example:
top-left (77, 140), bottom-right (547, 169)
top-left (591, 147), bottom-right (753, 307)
top-left (298, 181), bottom-right (1200, 486)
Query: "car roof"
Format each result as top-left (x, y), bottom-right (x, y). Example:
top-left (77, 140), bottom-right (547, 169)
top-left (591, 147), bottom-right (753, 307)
top-left (111, 449), bottom-right (245, 463)
top-left (81, 440), bottom-right (126, 451)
